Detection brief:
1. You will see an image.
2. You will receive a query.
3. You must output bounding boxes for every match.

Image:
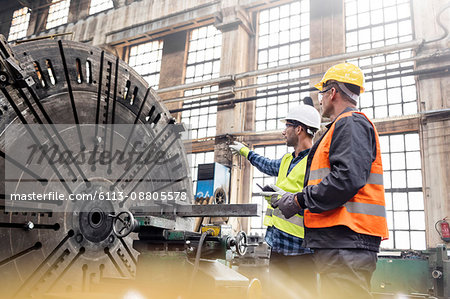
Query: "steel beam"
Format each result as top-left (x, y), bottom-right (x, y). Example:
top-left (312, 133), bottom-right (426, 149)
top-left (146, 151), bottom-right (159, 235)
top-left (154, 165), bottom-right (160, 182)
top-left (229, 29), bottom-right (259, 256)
top-left (131, 203), bottom-right (260, 217)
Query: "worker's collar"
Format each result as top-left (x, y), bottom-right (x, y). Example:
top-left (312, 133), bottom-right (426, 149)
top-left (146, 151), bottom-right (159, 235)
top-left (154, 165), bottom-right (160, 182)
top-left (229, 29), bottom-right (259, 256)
top-left (325, 107), bottom-right (357, 128)
top-left (292, 148), bottom-right (310, 160)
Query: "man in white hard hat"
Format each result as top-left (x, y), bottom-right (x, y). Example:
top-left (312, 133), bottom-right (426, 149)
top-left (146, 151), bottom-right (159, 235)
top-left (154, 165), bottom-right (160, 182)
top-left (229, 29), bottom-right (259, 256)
top-left (230, 102), bottom-right (321, 299)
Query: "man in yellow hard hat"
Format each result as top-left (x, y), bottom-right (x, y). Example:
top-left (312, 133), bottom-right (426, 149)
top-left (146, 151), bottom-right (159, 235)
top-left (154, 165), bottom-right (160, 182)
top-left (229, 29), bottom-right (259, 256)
top-left (272, 63), bottom-right (388, 299)
top-left (230, 102), bottom-right (321, 299)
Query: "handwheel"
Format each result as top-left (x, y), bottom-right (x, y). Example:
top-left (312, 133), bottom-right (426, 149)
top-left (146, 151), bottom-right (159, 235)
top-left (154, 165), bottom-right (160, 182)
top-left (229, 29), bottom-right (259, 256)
top-left (111, 211), bottom-right (138, 238)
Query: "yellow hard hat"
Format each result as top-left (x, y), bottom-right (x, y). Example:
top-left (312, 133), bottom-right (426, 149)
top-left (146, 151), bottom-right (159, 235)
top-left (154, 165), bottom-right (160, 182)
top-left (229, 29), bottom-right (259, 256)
top-left (314, 63), bottom-right (365, 93)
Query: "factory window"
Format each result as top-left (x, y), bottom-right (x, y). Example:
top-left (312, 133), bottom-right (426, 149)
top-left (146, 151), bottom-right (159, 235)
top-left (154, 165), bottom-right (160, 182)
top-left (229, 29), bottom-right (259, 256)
top-left (128, 40), bottom-right (163, 90)
top-left (187, 151), bottom-right (215, 195)
top-left (89, 0), bottom-right (114, 15)
top-left (250, 144), bottom-right (288, 236)
top-left (380, 132), bottom-right (426, 250)
top-left (8, 7), bottom-right (30, 41)
top-left (46, 0), bottom-right (71, 29)
top-left (256, 0), bottom-right (311, 132)
top-left (345, 0), bottom-right (417, 119)
top-left (182, 25), bottom-right (222, 140)
top-left (182, 86), bottom-right (218, 140)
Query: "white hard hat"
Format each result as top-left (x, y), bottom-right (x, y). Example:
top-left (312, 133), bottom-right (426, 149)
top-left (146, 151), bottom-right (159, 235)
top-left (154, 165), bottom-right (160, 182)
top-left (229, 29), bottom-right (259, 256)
top-left (281, 104), bottom-right (321, 131)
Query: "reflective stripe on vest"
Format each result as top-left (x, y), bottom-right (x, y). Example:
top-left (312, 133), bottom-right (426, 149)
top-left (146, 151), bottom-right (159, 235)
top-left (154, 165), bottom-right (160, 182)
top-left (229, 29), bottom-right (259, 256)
top-left (304, 111), bottom-right (389, 239)
top-left (265, 207), bottom-right (304, 227)
top-left (309, 168), bottom-right (384, 186)
top-left (344, 201), bottom-right (386, 217)
top-left (263, 153), bottom-right (307, 238)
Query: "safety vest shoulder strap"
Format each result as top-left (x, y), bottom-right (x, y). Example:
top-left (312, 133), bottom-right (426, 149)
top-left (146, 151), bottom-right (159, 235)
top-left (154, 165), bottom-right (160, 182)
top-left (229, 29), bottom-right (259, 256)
top-left (277, 153), bottom-right (293, 183)
top-left (277, 153), bottom-right (307, 193)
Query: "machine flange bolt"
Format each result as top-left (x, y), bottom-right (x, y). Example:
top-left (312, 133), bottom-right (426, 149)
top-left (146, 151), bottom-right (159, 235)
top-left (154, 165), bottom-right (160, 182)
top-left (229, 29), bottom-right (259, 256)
top-left (24, 221), bottom-right (34, 230)
top-left (432, 269), bottom-right (443, 279)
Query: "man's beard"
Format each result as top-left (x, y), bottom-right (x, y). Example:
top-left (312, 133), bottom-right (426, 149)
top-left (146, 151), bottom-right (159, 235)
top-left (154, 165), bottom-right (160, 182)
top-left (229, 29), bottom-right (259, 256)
top-left (286, 138), bottom-right (295, 147)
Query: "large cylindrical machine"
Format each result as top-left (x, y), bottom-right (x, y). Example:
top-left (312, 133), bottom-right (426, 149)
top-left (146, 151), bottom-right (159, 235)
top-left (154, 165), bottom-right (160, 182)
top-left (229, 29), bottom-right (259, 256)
top-left (0, 37), bottom-right (194, 298)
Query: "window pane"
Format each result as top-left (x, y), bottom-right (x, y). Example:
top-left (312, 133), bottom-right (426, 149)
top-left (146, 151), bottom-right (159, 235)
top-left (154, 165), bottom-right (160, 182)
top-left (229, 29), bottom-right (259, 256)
top-left (391, 170), bottom-right (406, 188)
top-left (385, 192), bottom-right (392, 210)
top-left (384, 171), bottom-right (391, 189)
top-left (89, 0), bottom-right (113, 14)
top-left (128, 40), bottom-right (163, 90)
top-left (394, 212), bottom-right (409, 230)
top-left (390, 134), bottom-right (404, 152)
top-left (256, 0), bottom-right (310, 131)
top-left (406, 151), bottom-right (421, 169)
top-left (410, 231), bottom-right (426, 250)
top-left (392, 192), bottom-right (408, 210)
top-left (379, 135), bottom-right (390, 153)
top-left (390, 153), bottom-right (405, 170)
top-left (405, 133), bottom-right (420, 151)
top-left (408, 192), bottom-right (424, 210)
top-left (382, 153), bottom-right (390, 170)
top-left (8, 7), bottom-right (30, 41)
top-left (378, 132), bottom-right (424, 250)
top-left (345, 0), bottom-right (416, 118)
top-left (46, 0), bottom-right (70, 29)
top-left (409, 211), bottom-right (425, 230)
top-left (182, 25), bottom-right (221, 139)
top-left (395, 231), bottom-right (410, 249)
top-left (407, 170), bottom-right (422, 188)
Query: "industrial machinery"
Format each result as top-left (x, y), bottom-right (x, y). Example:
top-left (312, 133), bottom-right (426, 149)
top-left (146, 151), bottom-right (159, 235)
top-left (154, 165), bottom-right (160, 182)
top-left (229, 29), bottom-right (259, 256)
top-left (0, 35), bottom-right (260, 298)
top-left (107, 210), bottom-right (257, 299)
top-left (371, 245), bottom-right (450, 298)
top-left (195, 162), bottom-right (230, 205)
top-left (193, 162), bottom-right (231, 231)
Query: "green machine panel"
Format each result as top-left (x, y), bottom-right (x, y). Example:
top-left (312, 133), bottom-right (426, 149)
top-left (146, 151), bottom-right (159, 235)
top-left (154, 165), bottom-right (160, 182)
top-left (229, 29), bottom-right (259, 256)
top-left (371, 258), bottom-right (431, 295)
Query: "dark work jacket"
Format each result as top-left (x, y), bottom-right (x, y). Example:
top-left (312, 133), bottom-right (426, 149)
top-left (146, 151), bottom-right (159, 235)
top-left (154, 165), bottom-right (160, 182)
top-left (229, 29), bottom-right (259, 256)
top-left (297, 107), bottom-right (382, 252)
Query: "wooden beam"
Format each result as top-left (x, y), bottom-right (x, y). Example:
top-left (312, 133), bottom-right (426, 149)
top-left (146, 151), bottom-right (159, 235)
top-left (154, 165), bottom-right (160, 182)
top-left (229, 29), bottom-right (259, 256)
top-left (374, 116), bottom-right (420, 135)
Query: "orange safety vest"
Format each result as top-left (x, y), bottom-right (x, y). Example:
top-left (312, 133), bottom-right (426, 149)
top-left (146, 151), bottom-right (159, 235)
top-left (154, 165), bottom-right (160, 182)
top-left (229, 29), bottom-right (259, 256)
top-left (304, 111), bottom-right (389, 239)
